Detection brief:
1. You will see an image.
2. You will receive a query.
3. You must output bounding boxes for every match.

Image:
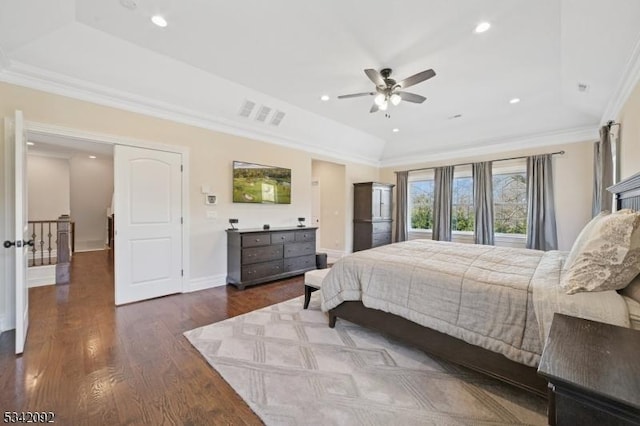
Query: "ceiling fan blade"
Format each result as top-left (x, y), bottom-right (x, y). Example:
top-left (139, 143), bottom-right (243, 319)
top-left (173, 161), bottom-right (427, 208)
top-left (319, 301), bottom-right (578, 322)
top-left (364, 69), bottom-right (386, 87)
top-left (397, 69), bottom-right (436, 89)
top-left (370, 103), bottom-right (379, 113)
top-left (337, 92), bottom-right (376, 99)
top-left (398, 92), bottom-right (427, 103)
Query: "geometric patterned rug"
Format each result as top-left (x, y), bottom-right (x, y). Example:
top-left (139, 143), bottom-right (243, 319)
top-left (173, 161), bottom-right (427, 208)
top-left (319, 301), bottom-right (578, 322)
top-left (184, 293), bottom-right (546, 426)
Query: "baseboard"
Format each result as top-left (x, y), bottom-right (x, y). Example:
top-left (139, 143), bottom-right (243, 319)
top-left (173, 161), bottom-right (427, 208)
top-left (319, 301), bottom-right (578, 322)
top-left (27, 265), bottom-right (56, 288)
top-left (75, 240), bottom-right (107, 252)
top-left (187, 274), bottom-right (227, 293)
top-left (320, 248), bottom-right (346, 263)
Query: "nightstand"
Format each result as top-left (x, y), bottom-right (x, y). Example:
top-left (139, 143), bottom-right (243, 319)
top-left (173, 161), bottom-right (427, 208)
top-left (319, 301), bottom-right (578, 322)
top-left (538, 313), bottom-right (640, 426)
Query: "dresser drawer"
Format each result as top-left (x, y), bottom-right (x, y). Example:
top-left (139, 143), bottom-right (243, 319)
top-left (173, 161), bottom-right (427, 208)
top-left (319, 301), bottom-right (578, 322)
top-left (242, 245), bottom-right (283, 265)
top-left (241, 233), bottom-right (271, 247)
top-left (242, 260), bottom-right (283, 281)
top-left (284, 242), bottom-right (315, 258)
top-left (372, 232), bottom-right (392, 247)
top-left (295, 230), bottom-right (316, 242)
top-left (284, 254), bottom-right (316, 272)
top-left (271, 231), bottom-right (295, 244)
top-left (372, 221), bottom-right (392, 233)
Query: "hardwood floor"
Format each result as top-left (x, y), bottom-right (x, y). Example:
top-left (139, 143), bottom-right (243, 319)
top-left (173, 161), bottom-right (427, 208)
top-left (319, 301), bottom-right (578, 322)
top-left (0, 250), bottom-right (305, 425)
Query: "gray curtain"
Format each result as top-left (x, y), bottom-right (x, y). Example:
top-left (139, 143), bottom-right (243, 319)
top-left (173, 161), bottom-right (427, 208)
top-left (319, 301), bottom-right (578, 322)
top-left (433, 166), bottom-right (454, 241)
top-left (395, 171), bottom-right (409, 242)
top-left (592, 125), bottom-right (613, 216)
top-left (473, 161), bottom-right (494, 245)
top-left (526, 154), bottom-right (558, 250)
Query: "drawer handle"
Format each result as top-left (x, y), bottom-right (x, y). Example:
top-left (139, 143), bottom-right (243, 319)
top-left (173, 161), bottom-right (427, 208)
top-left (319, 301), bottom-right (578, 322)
top-left (281, 236), bottom-right (285, 239)
top-left (255, 239), bottom-right (261, 242)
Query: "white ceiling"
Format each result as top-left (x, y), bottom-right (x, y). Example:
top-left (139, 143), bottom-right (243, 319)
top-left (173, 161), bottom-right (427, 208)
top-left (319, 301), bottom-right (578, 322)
top-left (2, 0), bottom-right (640, 166)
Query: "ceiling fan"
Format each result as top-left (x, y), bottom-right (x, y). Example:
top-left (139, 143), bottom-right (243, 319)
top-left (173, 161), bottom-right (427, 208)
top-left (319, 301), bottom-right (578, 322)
top-left (338, 67), bottom-right (436, 113)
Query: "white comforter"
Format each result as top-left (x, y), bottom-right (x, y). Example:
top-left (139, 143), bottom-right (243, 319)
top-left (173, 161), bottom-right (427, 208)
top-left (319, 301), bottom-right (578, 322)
top-left (321, 240), bottom-right (630, 367)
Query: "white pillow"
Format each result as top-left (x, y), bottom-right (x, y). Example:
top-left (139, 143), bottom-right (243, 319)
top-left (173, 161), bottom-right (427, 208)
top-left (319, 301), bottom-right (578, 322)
top-left (561, 210), bottom-right (640, 294)
top-left (563, 211), bottom-right (609, 271)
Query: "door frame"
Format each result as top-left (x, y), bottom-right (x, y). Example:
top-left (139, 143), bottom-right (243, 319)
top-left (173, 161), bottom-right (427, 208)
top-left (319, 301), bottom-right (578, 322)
top-left (3, 120), bottom-right (190, 321)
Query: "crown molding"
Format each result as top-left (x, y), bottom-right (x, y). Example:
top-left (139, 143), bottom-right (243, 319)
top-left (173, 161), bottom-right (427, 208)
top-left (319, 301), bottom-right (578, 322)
top-left (0, 61), bottom-right (381, 167)
top-left (380, 126), bottom-right (599, 168)
top-left (601, 35), bottom-right (640, 123)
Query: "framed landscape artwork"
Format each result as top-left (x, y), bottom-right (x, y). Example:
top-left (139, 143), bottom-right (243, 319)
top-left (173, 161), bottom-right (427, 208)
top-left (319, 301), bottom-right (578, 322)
top-left (233, 161), bottom-right (291, 204)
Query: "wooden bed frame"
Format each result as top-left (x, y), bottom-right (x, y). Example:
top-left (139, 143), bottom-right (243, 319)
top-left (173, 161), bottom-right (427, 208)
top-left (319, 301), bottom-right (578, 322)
top-left (328, 171), bottom-right (640, 398)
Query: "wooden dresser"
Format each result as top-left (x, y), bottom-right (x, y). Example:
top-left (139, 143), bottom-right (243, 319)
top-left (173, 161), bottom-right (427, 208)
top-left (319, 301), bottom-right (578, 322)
top-left (226, 227), bottom-right (318, 290)
top-left (538, 313), bottom-right (640, 425)
top-left (353, 182), bottom-right (394, 252)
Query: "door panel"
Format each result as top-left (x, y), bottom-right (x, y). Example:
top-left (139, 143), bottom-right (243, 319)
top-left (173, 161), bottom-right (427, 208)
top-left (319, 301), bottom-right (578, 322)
top-left (5, 111), bottom-right (29, 354)
top-left (114, 146), bottom-right (182, 305)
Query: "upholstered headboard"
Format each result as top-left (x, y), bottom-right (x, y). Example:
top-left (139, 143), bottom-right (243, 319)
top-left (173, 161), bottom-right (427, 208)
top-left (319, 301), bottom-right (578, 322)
top-left (608, 172), bottom-right (640, 211)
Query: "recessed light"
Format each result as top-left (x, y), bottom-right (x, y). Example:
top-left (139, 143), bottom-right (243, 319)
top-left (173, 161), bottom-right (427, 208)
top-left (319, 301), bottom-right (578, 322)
top-left (509, 98), bottom-right (521, 104)
top-left (26, 142), bottom-right (35, 146)
top-left (320, 95), bottom-right (330, 101)
top-left (89, 155), bottom-right (97, 159)
top-left (475, 22), bottom-right (491, 33)
top-left (392, 128), bottom-right (400, 133)
top-left (151, 15), bottom-right (168, 28)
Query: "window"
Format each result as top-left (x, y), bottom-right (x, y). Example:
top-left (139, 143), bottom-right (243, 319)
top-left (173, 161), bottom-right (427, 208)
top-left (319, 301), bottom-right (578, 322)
top-left (492, 162), bottom-right (527, 235)
top-left (407, 161), bottom-right (527, 237)
top-left (452, 167), bottom-right (474, 232)
top-left (408, 173), bottom-right (434, 231)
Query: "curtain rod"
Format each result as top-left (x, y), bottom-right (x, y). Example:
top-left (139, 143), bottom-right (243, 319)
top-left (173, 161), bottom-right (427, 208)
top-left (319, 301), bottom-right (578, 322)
top-left (394, 150), bottom-right (565, 174)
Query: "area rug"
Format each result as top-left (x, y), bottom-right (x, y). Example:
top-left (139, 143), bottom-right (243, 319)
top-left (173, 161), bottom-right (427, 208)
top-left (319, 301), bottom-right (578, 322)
top-left (184, 293), bottom-right (546, 425)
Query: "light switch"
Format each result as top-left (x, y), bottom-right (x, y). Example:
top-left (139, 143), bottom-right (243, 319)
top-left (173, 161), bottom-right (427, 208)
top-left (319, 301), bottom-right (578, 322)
top-left (206, 210), bottom-right (217, 220)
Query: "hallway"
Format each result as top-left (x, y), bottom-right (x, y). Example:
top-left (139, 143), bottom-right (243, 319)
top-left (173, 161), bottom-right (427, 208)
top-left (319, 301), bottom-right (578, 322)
top-left (0, 250), bottom-right (304, 424)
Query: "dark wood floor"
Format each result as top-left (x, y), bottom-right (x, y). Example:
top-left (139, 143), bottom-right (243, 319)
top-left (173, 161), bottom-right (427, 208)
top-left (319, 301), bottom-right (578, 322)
top-left (0, 251), bottom-right (305, 425)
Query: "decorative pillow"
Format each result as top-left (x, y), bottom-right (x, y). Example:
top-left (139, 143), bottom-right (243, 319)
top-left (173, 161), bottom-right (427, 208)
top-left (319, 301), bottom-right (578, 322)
top-left (563, 211), bottom-right (609, 271)
top-left (622, 274), bottom-right (640, 303)
top-left (561, 210), bottom-right (640, 294)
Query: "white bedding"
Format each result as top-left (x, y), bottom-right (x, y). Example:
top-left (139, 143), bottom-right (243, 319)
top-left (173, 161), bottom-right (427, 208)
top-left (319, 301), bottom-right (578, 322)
top-left (321, 239), bottom-right (630, 367)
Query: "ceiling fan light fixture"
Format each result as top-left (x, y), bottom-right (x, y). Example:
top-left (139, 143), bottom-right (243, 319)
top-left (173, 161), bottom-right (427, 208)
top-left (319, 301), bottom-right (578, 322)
top-left (379, 100), bottom-right (389, 111)
top-left (390, 93), bottom-right (402, 106)
top-left (374, 93), bottom-right (386, 106)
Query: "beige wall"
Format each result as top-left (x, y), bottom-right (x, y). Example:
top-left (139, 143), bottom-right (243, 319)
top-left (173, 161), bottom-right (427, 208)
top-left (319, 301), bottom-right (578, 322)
top-left (0, 82), bottom-right (379, 330)
top-left (312, 160), bottom-right (347, 253)
top-left (69, 153), bottom-right (114, 251)
top-left (27, 155), bottom-right (71, 220)
top-left (618, 80), bottom-right (640, 180)
top-left (380, 141), bottom-right (595, 251)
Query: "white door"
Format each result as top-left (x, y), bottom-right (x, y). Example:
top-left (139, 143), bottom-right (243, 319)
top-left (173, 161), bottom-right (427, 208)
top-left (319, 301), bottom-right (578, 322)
top-left (114, 145), bottom-right (183, 305)
top-left (3, 111), bottom-right (29, 354)
top-left (311, 180), bottom-right (321, 250)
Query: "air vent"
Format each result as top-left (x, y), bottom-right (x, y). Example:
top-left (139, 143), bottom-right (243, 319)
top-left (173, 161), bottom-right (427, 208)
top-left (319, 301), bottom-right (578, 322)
top-left (238, 100), bottom-right (256, 118)
top-left (255, 105), bottom-right (272, 122)
top-left (270, 110), bottom-right (286, 126)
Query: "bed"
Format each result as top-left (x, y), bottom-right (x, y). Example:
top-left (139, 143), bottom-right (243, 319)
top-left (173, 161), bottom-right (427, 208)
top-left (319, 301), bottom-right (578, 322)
top-left (321, 171), bottom-right (640, 397)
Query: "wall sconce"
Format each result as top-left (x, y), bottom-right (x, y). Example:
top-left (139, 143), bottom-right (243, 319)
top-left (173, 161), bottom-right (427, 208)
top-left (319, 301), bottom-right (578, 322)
top-left (297, 217), bottom-right (305, 228)
top-left (228, 218), bottom-right (238, 230)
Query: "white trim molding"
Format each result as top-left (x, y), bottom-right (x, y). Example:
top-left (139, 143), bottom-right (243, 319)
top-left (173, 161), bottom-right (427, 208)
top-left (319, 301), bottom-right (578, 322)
top-left (601, 36), bottom-right (640, 123)
top-left (381, 126), bottom-right (599, 168)
top-left (27, 265), bottom-right (56, 288)
top-left (0, 61), bottom-right (381, 167)
top-left (187, 274), bottom-right (227, 293)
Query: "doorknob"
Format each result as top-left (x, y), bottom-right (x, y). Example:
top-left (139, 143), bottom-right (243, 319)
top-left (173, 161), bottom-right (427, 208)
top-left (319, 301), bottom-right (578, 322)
top-left (24, 240), bottom-right (34, 247)
top-left (3, 240), bottom-right (15, 248)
